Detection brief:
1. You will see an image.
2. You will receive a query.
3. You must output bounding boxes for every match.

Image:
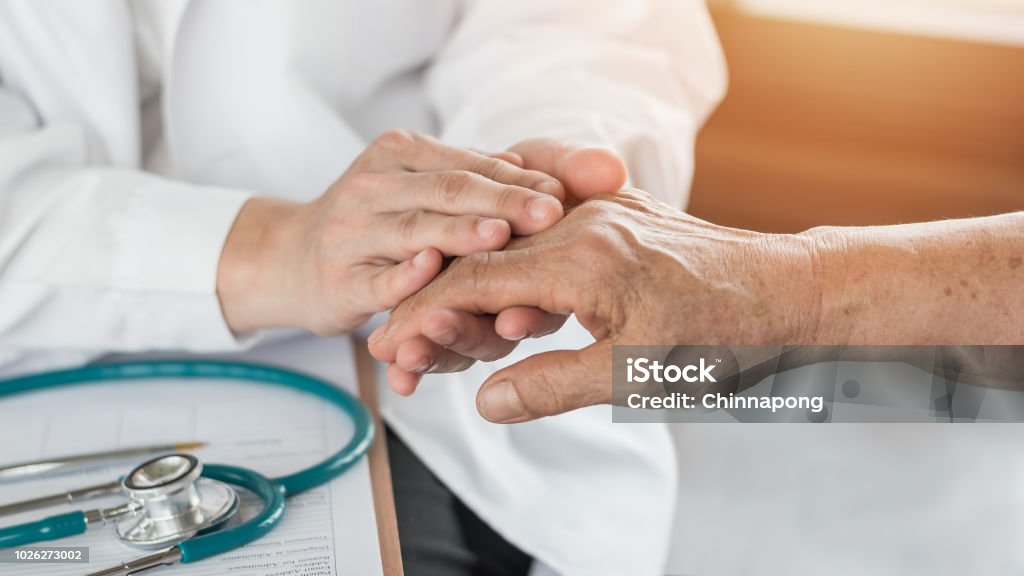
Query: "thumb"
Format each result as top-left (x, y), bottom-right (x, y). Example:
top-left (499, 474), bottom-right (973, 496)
top-left (476, 342), bottom-right (611, 423)
top-left (508, 139), bottom-right (627, 205)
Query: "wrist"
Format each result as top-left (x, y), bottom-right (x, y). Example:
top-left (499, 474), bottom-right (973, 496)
top-left (217, 197), bottom-right (304, 334)
top-left (750, 232), bottom-right (824, 344)
top-left (798, 226), bottom-right (853, 344)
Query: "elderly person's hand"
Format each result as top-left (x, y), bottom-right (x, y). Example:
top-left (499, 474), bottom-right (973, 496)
top-left (369, 189), bottom-right (820, 422)
top-left (371, 184), bottom-right (1024, 423)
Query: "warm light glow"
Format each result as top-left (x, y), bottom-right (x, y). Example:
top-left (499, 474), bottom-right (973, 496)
top-left (717, 0), bottom-right (1024, 46)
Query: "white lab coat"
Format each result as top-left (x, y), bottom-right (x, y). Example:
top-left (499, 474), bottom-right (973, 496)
top-left (0, 1), bottom-right (726, 574)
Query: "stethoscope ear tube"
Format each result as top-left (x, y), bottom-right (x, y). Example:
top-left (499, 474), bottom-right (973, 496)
top-left (0, 510), bottom-right (86, 548)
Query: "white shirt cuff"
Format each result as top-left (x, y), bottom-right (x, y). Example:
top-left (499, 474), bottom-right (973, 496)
top-left (113, 176), bottom-right (253, 351)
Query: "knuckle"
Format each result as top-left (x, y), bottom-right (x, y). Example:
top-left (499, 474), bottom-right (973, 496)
top-left (613, 188), bottom-right (660, 214)
top-left (469, 156), bottom-right (505, 180)
top-left (397, 211), bottom-right (425, 245)
top-left (578, 224), bottom-right (613, 251)
top-left (574, 224), bottom-right (632, 274)
top-left (373, 129), bottom-right (416, 153)
top-left (620, 187), bottom-right (655, 203)
top-left (439, 249), bottom-right (503, 300)
top-left (495, 186), bottom-right (523, 214)
top-left (570, 198), bottom-right (612, 220)
top-left (437, 170), bottom-right (476, 206)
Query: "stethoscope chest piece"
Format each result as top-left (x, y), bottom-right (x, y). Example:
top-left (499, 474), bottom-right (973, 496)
top-left (0, 360), bottom-right (374, 575)
top-left (115, 453), bottom-right (238, 549)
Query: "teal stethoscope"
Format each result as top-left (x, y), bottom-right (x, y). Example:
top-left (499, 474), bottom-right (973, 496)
top-left (0, 360), bottom-right (373, 576)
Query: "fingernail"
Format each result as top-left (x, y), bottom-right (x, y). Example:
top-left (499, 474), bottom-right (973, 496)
top-left (528, 197), bottom-right (559, 222)
top-left (413, 250), bottom-right (431, 268)
top-left (537, 180), bottom-right (562, 196)
top-left (478, 380), bottom-right (525, 423)
top-left (505, 330), bottom-right (528, 341)
top-left (476, 219), bottom-right (504, 240)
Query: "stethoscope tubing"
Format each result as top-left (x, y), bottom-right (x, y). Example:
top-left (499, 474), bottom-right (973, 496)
top-left (0, 510), bottom-right (86, 548)
top-left (0, 360), bottom-right (374, 563)
top-left (185, 463), bottom-right (284, 563)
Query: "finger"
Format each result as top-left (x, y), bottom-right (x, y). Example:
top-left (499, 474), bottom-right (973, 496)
top-left (476, 342), bottom-right (611, 423)
top-left (373, 212), bottom-right (511, 260)
top-left (368, 130), bottom-right (564, 199)
top-left (364, 248), bottom-right (443, 310)
top-left (381, 308), bottom-right (563, 368)
top-left (508, 139), bottom-right (627, 206)
top-left (387, 363), bottom-right (422, 396)
top-left (368, 249), bottom-right (567, 360)
top-left (494, 307), bottom-right (569, 341)
top-left (366, 171), bottom-right (563, 235)
top-left (468, 148), bottom-right (524, 168)
top-left (395, 336), bottom-right (477, 373)
top-left (490, 151), bottom-right (524, 167)
top-left (413, 145), bottom-right (565, 200)
top-left (419, 309), bottom-right (518, 361)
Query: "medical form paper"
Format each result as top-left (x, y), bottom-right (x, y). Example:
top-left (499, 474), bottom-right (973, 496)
top-left (0, 336), bottom-right (383, 575)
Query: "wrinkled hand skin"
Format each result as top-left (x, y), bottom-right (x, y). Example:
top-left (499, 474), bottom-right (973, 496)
top-left (369, 189), bottom-right (821, 423)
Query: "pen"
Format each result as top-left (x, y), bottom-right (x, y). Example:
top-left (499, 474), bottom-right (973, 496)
top-left (0, 441), bottom-right (206, 482)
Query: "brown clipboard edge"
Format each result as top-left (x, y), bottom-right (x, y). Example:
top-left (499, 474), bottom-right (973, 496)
top-left (354, 338), bottom-right (405, 576)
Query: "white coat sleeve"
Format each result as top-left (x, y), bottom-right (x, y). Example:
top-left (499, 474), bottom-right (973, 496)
top-left (0, 85), bottom-right (251, 358)
top-left (427, 0), bottom-right (728, 208)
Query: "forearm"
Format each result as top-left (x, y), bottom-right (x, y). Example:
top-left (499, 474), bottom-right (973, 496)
top-left (804, 213), bottom-right (1024, 344)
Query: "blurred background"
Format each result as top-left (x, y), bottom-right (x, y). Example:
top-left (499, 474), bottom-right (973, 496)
top-left (687, 0), bottom-right (1024, 232)
top-left (669, 3), bottom-right (1024, 575)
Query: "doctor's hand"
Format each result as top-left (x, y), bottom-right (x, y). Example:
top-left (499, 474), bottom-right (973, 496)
top-left (369, 189), bottom-right (820, 422)
top-left (367, 137), bottom-right (629, 392)
top-left (216, 129), bottom-right (568, 335)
